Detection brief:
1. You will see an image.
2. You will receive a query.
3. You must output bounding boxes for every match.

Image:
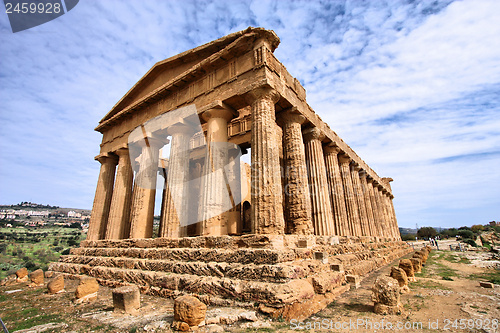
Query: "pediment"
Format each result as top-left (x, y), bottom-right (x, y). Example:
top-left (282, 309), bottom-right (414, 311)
top-left (98, 27), bottom-right (279, 126)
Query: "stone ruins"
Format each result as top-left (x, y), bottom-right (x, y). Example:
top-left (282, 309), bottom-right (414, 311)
top-left (50, 27), bottom-right (411, 319)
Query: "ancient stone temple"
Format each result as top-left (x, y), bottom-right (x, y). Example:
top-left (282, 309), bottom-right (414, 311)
top-left (50, 27), bottom-right (410, 319)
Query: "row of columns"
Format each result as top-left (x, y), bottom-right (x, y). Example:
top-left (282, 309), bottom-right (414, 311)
top-left (278, 108), bottom-right (400, 239)
top-left (88, 85), bottom-right (399, 241)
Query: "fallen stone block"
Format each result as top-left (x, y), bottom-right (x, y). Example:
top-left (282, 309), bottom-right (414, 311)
top-left (75, 277), bottom-right (99, 303)
top-left (16, 267), bottom-right (29, 282)
top-left (314, 251), bottom-right (328, 264)
top-left (29, 269), bottom-right (44, 286)
top-left (390, 267), bottom-right (408, 288)
top-left (372, 276), bottom-right (402, 315)
top-left (174, 295), bottom-right (207, 326)
top-left (479, 281), bottom-right (494, 289)
top-left (399, 259), bottom-right (415, 281)
top-left (346, 274), bottom-right (360, 290)
top-left (112, 285), bottom-right (140, 314)
top-left (0, 274), bottom-right (17, 286)
top-left (410, 258), bottom-right (422, 274)
top-left (47, 275), bottom-right (65, 294)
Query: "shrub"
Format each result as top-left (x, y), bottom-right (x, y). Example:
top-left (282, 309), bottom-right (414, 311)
top-left (458, 230), bottom-right (474, 239)
top-left (462, 239), bottom-right (477, 247)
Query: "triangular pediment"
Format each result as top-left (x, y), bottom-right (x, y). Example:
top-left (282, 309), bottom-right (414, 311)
top-left (98, 27), bottom-right (279, 126)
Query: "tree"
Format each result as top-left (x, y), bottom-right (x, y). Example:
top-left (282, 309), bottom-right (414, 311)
top-left (471, 225), bottom-right (484, 233)
top-left (458, 230), bottom-right (474, 239)
top-left (417, 227), bottom-right (437, 239)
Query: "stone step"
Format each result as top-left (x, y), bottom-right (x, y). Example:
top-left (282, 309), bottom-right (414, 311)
top-left (69, 247), bottom-right (296, 265)
top-left (58, 255), bottom-right (328, 283)
top-left (48, 262), bottom-right (345, 306)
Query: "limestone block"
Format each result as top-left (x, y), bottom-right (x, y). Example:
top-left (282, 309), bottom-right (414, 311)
top-left (314, 251), bottom-right (328, 264)
top-left (172, 320), bottom-right (190, 331)
top-left (297, 238), bottom-right (310, 248)
top-left (0, 274), bottom-right (17, 286)
top-left (29, 269), bottom-right (44, 286)
top-left (312, 271), bottom-right (345, 294)
top-left (330, 263), bottom-right (344, 272)
top-left (410, 258), bottom-right (422, 273)
top-left (174, 295), bottom-right (207, 326)
top-left (75, 277), bottom-right (99, 300)
top-left (372, 276), bottom-right (402, 314)
top-left (414, 250), bottom-right (428, 263)
top-left (479, 281), bottom-right (494, 288)
top-left (16, 267), bottom-right (28, 279)
top-left (112, 285), bottom-right (140, 314)
top-left (44, 271), bottom-right (55, 278)
top-left (47, 275), bottom-right (65, 294)
top-left (389, 267), bottom-right (408, 287)
top-left (398, 259), bottom-right (415, 278)
top-left (346, 274), bottom-right (361, 290)
top-left (238, 311), bottom-right (258, 322)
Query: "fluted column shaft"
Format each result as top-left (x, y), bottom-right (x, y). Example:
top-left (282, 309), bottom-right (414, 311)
top-left (324, 145), bottom-right (349, 236)
top-left (351, 165), bottom-right (370, 236)
top-left (246, 87), bottom-right (285, 234)
top-left (198, 108), bottom-right (234, 236)
top-left (303, 127), bottom-right (335, 236)
top-left (87, 155), bottom-right (118, 240)
top-left (377, 187), bottom-right (391, 238)
top-left (383, 192), bottom-right (396, 238)
top-left (280, 110), bottom-right (313, 235)
top-left (105, 148), bottom-right (133, 239)
top-left (338, 155), bottom-right (361, 236)
top-left (389, 195), bottom-right (400, 240)
top-left (359, 171), bottom-right (376, 237)
top-left (129, 138), bottom-right (161, 239)
top-left (367, 179), bottom-right (383, 237)
top-left (160, 124), bottom-right (193, 238)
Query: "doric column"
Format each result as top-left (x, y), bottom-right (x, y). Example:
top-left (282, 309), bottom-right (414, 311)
top-left (198, 106), bottom-right (235, 236)
top-left (378, 187), bottom-right (391, 238)
top-left (129, 137), bottom-right (162, 239)
top-left (303, 127), bottom-right (335, 236)
top-left (324, 145), bottom-right (349, 236)
top-left (351, 165), bottom-right (370, 236)
top-left (279, 109), bottom-right (313, 235)
top-left (87, 154), bottom-right (118, 241)
top-left (382, 191), bottom-right (394, 238)
top-left (359, 171), bottom-right (376, 237)
top-left (389, 194), bottom-right (400, 240)
top-left (338, 155), bottom-right (361, 236)
top-left (105, 148), bottom-right (133, 240)
top-left (367, 178), bottom-right (382, 237)
top-left (160, 123), bottom-right (193, 238)
top-left (245, 86), bottom-right (285, 234)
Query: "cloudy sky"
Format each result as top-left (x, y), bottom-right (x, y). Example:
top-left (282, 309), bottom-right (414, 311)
top-left (0, 0), bottom-right (498, 229)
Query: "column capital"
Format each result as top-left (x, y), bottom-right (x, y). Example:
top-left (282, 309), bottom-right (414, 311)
top-left (323, 143), bottom-right (342, 155)
top-left (303, 127), bottom-right (324, 142)
top-left (244, 86), bottom-right (280, 105)
top-left (366, 176), bottom-right (374, 183)
top-left (359, 169), bottom-right (368, 178)
top-left (166, 122), bottom-right (196, 137)
top-left (338, 154), bottom-right (351, 164)
top-left (95, 153), bottom-right (118, 165)
top-left (114, 147), bottom-right (130, 157)
top-left (352, 165), bottom-right (362, 172)
top-left (279, 108), bottom-right (307, 125)
top-left (200, 100), bottom-right (237, 122)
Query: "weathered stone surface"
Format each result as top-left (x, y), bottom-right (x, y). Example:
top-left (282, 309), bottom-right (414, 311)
top-left (172, 320), bottom-right (190, 331)
top-left (112, 285), bottom-right (140, 314)
top-left (0, 274), bottom-right (17, 286)
top-left (16, 267), bottom-right (28, 279)
top-left (410, 257), bottom-right (422, 273)
top-left (47, 275), bottom-right (64, 294)
top-left (174, 295), bottom-right (207, 326)
top-left (372, 276), bottom-right (401, 314)
top-left (479, 281), bottom-right (494, 288)
top-left (390, 267), bottom-right (408, 287)
top-left (311, 272), bottom-right (345, 294)
top-left (414, 250), bottom-right (428, 264)
top-left (44, 271), bottom-right (55, 278)
top-left (75, 277), bottom-right (99, 299)
top-left (29, 269), bottom-right (44, 286)
top-left (398, 259), bottom-right (415, 278)
top-left (346, 274), bottom-right (361, 290)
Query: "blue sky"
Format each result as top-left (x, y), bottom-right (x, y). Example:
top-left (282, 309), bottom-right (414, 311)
top-left (0, 0), bottom-right (498, 229)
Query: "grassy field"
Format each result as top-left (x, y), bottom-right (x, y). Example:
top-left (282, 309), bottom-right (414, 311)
top-left (0, 226), bottom-right (85, 279)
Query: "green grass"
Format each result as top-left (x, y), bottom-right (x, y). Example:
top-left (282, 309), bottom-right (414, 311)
top-left (466, 271), bottom-right (500, 285)
top-left (410, 279), bottom-right (450, 290)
